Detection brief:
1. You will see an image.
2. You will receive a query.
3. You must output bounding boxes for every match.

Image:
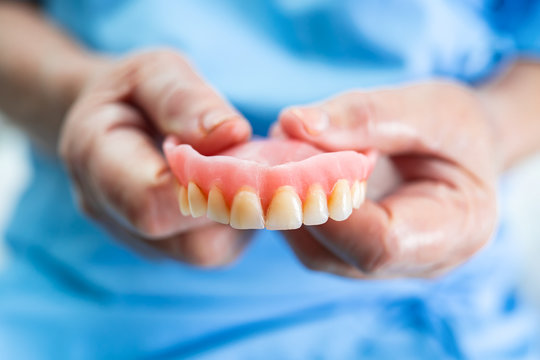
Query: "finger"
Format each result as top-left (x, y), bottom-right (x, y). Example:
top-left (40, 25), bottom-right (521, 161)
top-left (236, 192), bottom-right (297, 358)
top-left (77, 102), bottom-right (210, 238)
top-left (307, 170), bottom-right (496, 276)
top-left (278, 84), bottom-right (494, 180)
top-left (283, 227), bottom-right (365, 278)
top-left (86, 204), bottom-right (250, 267)
top-left (268, 121), bottom-right (287, 139)
top-left (130, 50), bottom-right (251, 155)
top-left (149, 224), bottom-right (252, 267)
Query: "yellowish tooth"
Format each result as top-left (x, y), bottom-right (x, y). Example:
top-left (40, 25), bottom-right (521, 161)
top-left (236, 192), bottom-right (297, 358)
top-left (303, 184), bottom-right (329, 226)
top-left (207, 186), bottom-right (229, 224)
top-left (328, 179), bottom-right (353, 221)
top-left (188, 182), bottom-right (207, 217)
top-left (230, 189), bottom-right (265, 229)
top-left (265, 186), bottom-right (303, 230)
top-left (178, 185), bottom-right (190, 216)
top-left (351, 180), bottom-right (366, 209)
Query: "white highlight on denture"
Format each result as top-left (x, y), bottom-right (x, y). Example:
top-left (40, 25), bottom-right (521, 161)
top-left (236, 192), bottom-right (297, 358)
top-left (328, 179), bottom-right (353, 221)
top-left (178, 179), bottom-right (367, 229)
top-left (351, 180), bottom-right (366, 209)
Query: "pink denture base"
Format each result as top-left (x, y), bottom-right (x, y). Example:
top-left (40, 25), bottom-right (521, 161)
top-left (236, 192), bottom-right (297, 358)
top-left (163, 137), bottom-right (377, 210)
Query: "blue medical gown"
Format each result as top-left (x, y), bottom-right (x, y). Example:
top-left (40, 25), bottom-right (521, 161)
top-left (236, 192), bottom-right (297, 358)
top-left (1, 1), bottom-right (540, 359)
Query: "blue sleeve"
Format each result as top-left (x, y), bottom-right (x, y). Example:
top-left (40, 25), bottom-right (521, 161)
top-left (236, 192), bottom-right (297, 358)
top-left (512, 1), bottom-right (540, 55)
top-left (486, 0), bottom-right (540, 57)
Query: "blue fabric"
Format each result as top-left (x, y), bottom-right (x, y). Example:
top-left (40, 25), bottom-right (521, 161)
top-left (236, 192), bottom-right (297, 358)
top-left (1, 1), bottom-right (540, 358)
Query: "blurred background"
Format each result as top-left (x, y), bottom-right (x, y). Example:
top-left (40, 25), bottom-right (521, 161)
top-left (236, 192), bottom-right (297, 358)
top-left (1, 112), bottom-right (540, 304)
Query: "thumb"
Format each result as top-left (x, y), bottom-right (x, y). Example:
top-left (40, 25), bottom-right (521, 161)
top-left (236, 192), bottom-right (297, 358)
top-left (130, 50), bottom-right (251, 155)
top-left (278, 83), bottom-right (493, 179)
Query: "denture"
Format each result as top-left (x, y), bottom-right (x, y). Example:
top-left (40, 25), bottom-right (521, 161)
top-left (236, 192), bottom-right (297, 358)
top-left (164, 137), bottom-right (375, 230)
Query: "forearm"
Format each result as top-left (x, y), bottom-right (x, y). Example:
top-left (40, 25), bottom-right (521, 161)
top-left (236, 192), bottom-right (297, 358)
top-left (0, 2), bottom-right (104, 152)
top-left (479, 60), bottom-right (540, 171)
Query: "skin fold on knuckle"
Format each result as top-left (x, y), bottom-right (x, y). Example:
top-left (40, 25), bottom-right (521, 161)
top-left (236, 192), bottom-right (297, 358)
top-left (176, 232), bottom-right (245, 267)
top-left (115, 171), bottom-right (179, 239)
top-left (346, 90), bottom-right (379, 130)
top-left (357, 227), bottom-right (398, 275)
top-left (297, 253), bottom-right (332, 273)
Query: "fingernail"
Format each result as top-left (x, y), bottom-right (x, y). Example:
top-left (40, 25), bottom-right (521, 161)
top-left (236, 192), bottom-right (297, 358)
top-left (201, 110), bottom-right (238, 133)
top-left (291, 108), bottom-right (329, 136)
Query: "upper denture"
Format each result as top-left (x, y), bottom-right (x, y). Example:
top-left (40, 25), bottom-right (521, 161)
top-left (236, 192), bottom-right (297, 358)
top-left (164, 137), bottom-right (376, 229)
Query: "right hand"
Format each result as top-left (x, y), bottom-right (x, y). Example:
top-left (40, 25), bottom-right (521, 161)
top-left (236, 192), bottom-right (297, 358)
top-left (274, 82), bottom-right (499, 278)
top-left (59, 50), bottom-right (253, 266)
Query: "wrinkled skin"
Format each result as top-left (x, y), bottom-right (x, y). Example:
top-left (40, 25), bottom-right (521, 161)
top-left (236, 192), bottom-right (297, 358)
top-left (60, 50), bottom-right (253, 266)
top-left (61, 50), bottom-right (498, 277)
top-left (275, 84), bottom-right (498, 278)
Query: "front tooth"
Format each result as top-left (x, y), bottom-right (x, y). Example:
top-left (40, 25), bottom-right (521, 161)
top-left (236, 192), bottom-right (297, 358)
top-left (178, 185), bottom-right (190, 216)
top-left (230, 189), bottom-right (265, 229)
top-left (265, 186), bottom-right (302, 230)
top-left (303, 184), bottom-right (329, 225)
top-left (207, 186), bottom-right (229, 224)
top-left (328, 179), bottom-right (352, 221)
top-left (188, 182), bottom-right (207, 217)
top-left (351, 180), bottom-right (366, 209)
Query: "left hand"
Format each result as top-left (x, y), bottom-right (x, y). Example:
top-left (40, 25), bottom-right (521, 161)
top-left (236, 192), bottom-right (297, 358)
top-left (274, 81), bottom-right (499, 278)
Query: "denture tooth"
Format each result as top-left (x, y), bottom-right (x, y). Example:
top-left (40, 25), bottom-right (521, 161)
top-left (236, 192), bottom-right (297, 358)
top-left (351, 180), bottom-right (366, 209)
top-left (207, 186), bottom-right (229, 224)
top-left (178, 185), bottom-right (191, 216)
top-left (303, 184), bottom-right (329, 226)
top-left (188, 182), bottom-right (207, 218)
top-left (328, 179), bottom-right (353, 221)
top-left (230, 189), bottom-right (265, 229)
top-left (265, 186), bottom-right (303, 230)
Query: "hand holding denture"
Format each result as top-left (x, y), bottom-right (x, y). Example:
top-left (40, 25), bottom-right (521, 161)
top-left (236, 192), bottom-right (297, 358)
top-left (59, 50), bottom-right (253, 265)
top-left (273, 82), bottom-right (499, 278)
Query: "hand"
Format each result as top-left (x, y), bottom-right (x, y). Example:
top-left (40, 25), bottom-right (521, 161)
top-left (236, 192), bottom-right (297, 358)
top-left (59, 50), bottom-right (253, 266)
top-left (276, 81), bottom-right (499, 278)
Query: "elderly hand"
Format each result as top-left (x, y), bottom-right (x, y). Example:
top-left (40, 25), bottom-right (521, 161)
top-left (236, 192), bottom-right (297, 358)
top-left (276, 82), bottom-right (499, 278)
top-left (59, 50), bottom-right (252, 266)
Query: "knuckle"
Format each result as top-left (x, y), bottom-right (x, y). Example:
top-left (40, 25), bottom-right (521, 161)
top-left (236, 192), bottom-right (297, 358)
top-left (185, 250), bottom-right (231, 267)
top-left (298, 254), bottom-right (327, 273)
top-left (162, 86), bottom-right (194, 119)
top-left (134, 217), bottom-right (166, 239)
top-left (430, 81), bottom-right (484, 124)
top-left (183, 239), bottom-right (237, 267)
top-left (357, 228), bottom-right (398, 274)
top-left (162, 85), bottom-right (212, 120)
top-left (129, 180), bottom-right (173, 239)
top-left (136, 49), bottom-right (196, 82)
top-left (139, 48), bottom-right (187, 68)
top-left (336, 90), bottom-right (379, 130)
